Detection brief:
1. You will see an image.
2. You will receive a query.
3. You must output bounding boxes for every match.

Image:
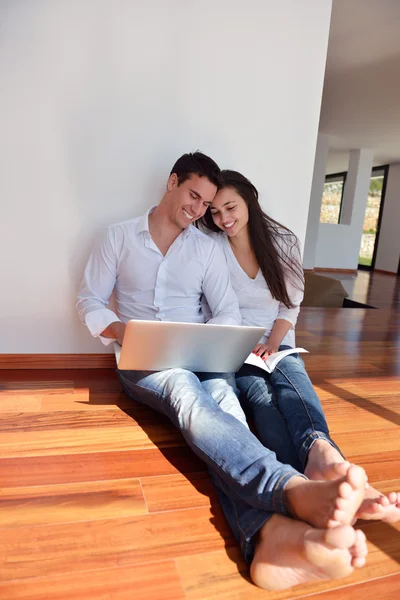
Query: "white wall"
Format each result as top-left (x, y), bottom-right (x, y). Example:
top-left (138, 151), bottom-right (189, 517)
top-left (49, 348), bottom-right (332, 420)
top-left (375, 164), bottom-right (400, 273)
top-left (314, 224), bottom-right (358, 269)
top-left (303, 133), bottom-right (330, 269)
top-left (0, 0), bottom-right (332, 353)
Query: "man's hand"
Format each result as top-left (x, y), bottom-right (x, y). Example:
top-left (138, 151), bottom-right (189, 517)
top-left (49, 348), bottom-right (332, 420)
top-left (101, 321), bottom-right (126, 345)
top-left (252, 343), bottom-right (278, 360)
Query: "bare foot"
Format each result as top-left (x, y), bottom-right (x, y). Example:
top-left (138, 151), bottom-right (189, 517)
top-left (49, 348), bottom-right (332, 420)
top-left (304, 439), bottom-right (348, 481)
top-left (356, 487), bottom-right (400, 523)
top-left (284, 464), bottom-right (367, 529)
top-left (250, 514), bottom-right (367, 591)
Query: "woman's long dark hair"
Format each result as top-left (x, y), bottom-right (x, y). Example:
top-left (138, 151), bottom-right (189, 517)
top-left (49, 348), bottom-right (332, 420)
top-left (200, 170), bottom-right (304, 308)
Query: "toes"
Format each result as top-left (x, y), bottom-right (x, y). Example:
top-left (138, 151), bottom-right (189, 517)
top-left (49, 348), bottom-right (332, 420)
top-left (336, 460), bottom-right (350, 471)
top-left (338, 481), bottom-right (353, 499)
top-left (377, 495), bottom-right (390, 507)
top-left (324, 525), bottom-right (356, 548)
top-left (327, 518), bottom-right (341, 528)
top-left (347, 465), bottom-right (368, 489)
top-left (332, 508), bottom-right (348, 523)
top-left (330, 461), bottom-right (350, 478)
top-left (387, 492), bottom-right (397, 504)
top-left (354, 528), bottom-right (367, 545)
top-left (352, 556), bottom-right (366, 569)
top-left (352, 529), bottom-right (368, 558)
top-left (336, 496), bottom-right (350, 511)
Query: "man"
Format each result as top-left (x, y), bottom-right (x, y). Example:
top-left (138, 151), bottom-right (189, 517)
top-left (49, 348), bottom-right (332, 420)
top-left (77, 152), bottom-right (367, 590)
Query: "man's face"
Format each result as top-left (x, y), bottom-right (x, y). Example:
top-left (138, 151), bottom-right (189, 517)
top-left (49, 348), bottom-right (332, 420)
top-left (166, 174), bottom-right (218, 229)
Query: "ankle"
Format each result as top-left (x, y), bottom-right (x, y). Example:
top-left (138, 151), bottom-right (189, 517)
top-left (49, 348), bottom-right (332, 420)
top-left (306, 439), bottom-right (345, 468)
top-left (309, 439), bottom-right (334, 457)
top-left (283, 476), bottom-right (309, 519)
top-left (258, 514), bottom-right (305, 549)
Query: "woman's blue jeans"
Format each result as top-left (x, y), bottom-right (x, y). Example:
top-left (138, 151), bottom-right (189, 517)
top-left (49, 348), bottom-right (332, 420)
top-left (235, 346), bottom-right (343, 474)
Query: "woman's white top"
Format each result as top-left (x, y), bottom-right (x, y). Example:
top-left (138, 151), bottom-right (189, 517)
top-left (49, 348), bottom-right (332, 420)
top-left (210, 232), bottom-right (304, 348)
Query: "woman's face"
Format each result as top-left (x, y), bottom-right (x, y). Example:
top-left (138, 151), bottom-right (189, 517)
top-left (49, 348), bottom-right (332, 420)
top-left (210, 187), bottom-right (249, 238)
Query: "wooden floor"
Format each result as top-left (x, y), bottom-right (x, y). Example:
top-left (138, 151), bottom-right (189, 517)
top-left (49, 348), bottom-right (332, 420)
top-left (1, 307), bottom-right (400, 599)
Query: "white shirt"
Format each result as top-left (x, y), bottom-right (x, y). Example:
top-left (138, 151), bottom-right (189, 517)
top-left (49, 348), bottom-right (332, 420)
top-left (77, 209), bottom-right (241, 345)
top-left (210, 233), bottom-right (304, 348)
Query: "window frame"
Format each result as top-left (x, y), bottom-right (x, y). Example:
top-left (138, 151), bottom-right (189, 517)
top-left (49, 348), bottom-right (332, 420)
top-left (320, 171), bottom-right (347, 225)
top-left (358, 164), bottom-right (389, 271)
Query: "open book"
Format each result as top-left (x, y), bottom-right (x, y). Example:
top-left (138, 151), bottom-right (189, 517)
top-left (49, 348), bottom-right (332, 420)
top-left (244, 347), bottom-right (308, 373)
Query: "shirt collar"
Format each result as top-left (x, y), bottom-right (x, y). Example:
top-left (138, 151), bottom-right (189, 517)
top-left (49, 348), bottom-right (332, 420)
top-left (137, 207), bottom-right (156, 234)
top-left (137, 206), bottom-right (194, 238)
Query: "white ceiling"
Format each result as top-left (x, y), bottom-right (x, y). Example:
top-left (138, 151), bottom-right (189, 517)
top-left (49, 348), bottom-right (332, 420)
top-left (320, 0), bottom-right (400, 174)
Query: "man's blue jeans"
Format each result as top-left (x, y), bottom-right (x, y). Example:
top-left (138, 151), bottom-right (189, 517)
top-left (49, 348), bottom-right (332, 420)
top-left (117, 367), bottom-right (303, 562)
top-left (235, 346), bottom-right (344, 474)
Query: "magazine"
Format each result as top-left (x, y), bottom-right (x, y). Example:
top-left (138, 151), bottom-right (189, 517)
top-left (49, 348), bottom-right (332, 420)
top-left (244, 347), bottom-right (308, 373)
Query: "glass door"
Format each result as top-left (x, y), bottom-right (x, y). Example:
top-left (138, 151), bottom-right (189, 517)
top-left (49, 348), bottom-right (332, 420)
top-left (358, 166), bottom-right (388, 270)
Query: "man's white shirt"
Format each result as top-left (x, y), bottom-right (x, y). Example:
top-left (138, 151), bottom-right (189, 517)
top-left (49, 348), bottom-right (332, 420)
top-left (77, 209), bottom-right (241, 345)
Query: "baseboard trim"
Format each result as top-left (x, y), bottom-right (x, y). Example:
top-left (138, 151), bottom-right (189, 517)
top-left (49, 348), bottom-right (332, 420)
top-left (314, 268), bottom-right (358, 275)
top-left (0, 354), bottom-right (116, 369)
top-left (373, 268), bottom-right (398, 275)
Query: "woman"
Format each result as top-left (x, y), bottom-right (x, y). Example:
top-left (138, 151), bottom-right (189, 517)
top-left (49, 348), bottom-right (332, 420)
top-left (201, 169), bottom-right (400, 521)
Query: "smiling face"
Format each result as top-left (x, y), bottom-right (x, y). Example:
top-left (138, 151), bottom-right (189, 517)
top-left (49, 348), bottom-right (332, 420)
top-left (166, 173), bottom-right (218, 229)
top-left (210, 187), bottom-right (249, 238)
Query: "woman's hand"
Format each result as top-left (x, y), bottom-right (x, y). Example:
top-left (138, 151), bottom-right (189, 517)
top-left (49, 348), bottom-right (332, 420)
top-left (252, 343), bottom-right (279, 360)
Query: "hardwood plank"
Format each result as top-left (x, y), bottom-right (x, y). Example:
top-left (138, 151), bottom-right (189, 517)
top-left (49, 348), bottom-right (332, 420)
top-left (322, 402), bottom-right (400, 432)
top-left (0, 395), bottom-right (42, 412)
top-left (41, 392), bottom-right (135, 411)
top-left (0, 560), bottom-right (185, 600)
top-left (141, 472), bottom-right (218, 512)
top-left (0, 354), bottom-right (116, 369)
top-left (352, 380), bottom-right (400, 398)
top-left (0, 380), bottom-right (74, 392)
top-left (176, 546), bottom-right (263, 600)
top-left (367, 479), bottom-right (400, 495)
top-left (0, 448), bottom-right (206, 487)
top-left (0, 369), bottom-right (116, 382)
top-left (349, 451), bottom-right (400, 483)
top-left (331, 429), bottom-right (400, 457)
top-left (0, 479), bottom-right (147, 527)
top-left (0, 424), bottom-right (183, 457)
top-left (175, 520), bottom-right (400, 600)
top-left (0, 406), bottom-right (169, 432)
top-left (317, 384), bottom-right (400, 405)
top-left (307, 573), bottom-right (400, 599)
top-left (0, 506), bottom-right (234, 581)
top-left (307, 366), bottom-right (383, 378)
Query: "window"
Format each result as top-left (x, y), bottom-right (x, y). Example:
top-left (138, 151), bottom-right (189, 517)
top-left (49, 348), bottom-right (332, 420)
top-left (320, 172), bottom-right (346, 225)
top-left (358, 166), bottom-right (388, 269)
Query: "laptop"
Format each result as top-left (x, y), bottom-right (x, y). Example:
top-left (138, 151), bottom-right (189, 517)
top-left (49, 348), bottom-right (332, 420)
top-left (115, 319), bottom-right (265, 372)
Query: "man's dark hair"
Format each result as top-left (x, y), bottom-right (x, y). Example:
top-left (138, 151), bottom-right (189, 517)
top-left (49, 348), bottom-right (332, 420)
top-left (170, 152), bottom-right (221, 187)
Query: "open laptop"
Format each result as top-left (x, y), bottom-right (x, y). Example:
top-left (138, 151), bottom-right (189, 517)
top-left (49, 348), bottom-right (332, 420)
top-left (115, 320), bottom-right (265, 372)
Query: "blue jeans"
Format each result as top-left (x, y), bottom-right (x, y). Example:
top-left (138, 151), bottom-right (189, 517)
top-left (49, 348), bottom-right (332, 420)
top-left (209, 348), bottom-right (344, 562)
top-left (235, 345), bottom-right (344, 474)
top-left (117, 367), bottom-right (304, 562)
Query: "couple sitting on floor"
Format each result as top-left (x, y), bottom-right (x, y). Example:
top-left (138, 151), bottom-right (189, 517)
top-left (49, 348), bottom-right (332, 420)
top-left (77, 151), bottom-right (400, 592)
